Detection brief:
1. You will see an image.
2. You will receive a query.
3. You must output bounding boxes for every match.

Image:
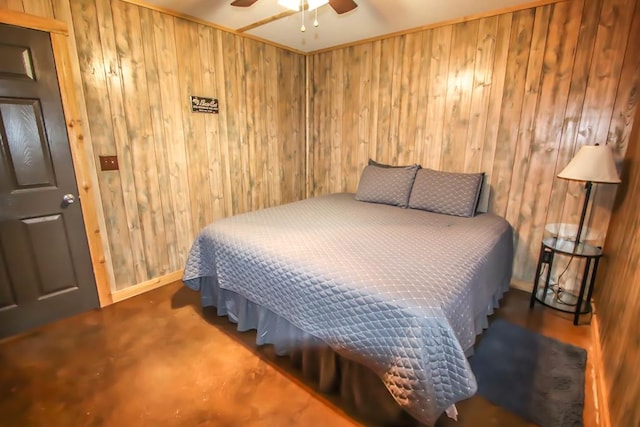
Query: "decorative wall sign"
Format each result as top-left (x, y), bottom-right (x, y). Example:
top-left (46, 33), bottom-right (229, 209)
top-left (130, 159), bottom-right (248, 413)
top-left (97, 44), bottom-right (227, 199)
top-left (190, 95), bottom-right (219, 114)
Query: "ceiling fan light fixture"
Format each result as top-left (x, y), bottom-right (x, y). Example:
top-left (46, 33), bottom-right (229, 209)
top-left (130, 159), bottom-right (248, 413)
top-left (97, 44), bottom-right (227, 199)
top-left (277, 0), bottom-right (300, 11)
top-left (307, 0), bottom-right (329, 11)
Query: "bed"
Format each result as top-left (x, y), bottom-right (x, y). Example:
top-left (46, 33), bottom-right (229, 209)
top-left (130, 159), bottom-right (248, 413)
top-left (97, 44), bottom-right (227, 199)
top-left (183, 165), bottom-right (514, 426)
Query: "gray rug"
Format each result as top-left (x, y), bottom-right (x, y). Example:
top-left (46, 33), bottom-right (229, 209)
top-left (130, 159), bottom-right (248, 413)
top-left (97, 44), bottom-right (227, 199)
top-left (470, 319), bottom-right (587, 427)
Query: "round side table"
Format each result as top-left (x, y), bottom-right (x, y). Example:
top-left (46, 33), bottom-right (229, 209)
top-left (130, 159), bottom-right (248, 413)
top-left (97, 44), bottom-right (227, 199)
top-left (529, 236), bottom-right (603, 325)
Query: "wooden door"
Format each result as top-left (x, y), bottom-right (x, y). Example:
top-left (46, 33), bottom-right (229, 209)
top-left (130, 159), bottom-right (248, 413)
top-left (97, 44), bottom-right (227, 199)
top-left (0, 24), bottom-right (99, 338)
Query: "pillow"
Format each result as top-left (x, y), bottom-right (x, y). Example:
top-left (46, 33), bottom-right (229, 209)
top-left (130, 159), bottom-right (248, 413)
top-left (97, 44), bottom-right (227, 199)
top-left (368, 159), bottom-right (419, 169)
top-left (408, 168), bottom-right (484, 217)
top-left (356, 164), bottom-right (419, 208)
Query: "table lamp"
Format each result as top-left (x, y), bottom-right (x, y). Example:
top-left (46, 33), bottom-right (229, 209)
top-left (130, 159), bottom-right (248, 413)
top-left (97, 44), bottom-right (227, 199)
top-left (556, 144), bottom-right (621, 247)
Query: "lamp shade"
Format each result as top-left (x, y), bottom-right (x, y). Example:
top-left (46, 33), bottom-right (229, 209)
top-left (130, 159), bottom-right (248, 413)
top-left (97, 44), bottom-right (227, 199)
top-left (557, 144), bottom-right (621, 183)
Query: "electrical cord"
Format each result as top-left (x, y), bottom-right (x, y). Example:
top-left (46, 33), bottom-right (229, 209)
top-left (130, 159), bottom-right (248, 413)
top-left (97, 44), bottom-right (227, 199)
top-left (538, 259), bottom-right (578, 306)
top-left (555, 256), bottom-right (578, 306)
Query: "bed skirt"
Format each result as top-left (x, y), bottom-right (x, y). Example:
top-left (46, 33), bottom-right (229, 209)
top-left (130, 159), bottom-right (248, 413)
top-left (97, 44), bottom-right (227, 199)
top-left (194, 275), bottom-right (505, 425)
top-left (196, 275), bottom-right (423, 425)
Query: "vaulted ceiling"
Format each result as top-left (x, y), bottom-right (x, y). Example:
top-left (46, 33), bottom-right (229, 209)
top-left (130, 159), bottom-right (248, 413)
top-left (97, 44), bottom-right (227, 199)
top-left (140, 0), bottom-right (543, 53)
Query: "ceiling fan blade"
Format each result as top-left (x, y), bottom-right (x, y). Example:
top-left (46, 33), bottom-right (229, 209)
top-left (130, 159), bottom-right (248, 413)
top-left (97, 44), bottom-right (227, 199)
top-left (329, 0), bottom-right (357, 14)
top-left (231, 0), bottom-right (258, 7)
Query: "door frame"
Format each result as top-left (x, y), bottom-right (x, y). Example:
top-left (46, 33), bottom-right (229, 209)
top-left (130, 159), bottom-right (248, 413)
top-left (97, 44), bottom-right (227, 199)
top-left (0, 8), bottom-right (112, 306)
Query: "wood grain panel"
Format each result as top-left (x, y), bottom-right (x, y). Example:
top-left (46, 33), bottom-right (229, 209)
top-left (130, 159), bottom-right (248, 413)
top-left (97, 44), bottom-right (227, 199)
top-left (94, 0), bottom-right (148, 286)
top-left (424, 26), bottom-right (453, 169)
top-left (0, 1), bottom-right (24, 13)
top-left (69, 0), bottom-right (135, 290)
top-left (595, 93), bottom-right (640, 427)
top-left (148, 11), bottom-right (193, 269)
top-left (465, 16), bottom-right (498, 173)
top-left (395, 34), bottom-right (419, 166)
top-left (309, 0), bottom-right (640, 285)
top-left (4, 0), bottom-right (306, 290)
top-left (197, 25), bottom-right (226, 220)
top-left (566, 0), bottom-right (637, 246)
top-left (412, 32), bottom-right (431, 167)
top-left (512, 0), bottom-right (582, 283)
top-left (212, 29), bottom-right (234, 218)
top-left (309, 51), bottom-right (332, 195)
top-left (441, 20), bottom-right (479, 172)
top-left (588, 0), bottom-right (640, 245)
top-left (479, 13), bottom-right (512, 184)
top-left (278, 49), bottom-right (305, 202)
top-left (21, 0), bottom-right (53, 19)
top-left (329, 48), bottom-right (344, 190)
top-left (545, 0), bottom-right (603, 242)
top-left (387, 35), bottom-right (405, 166)
top-left (174, 17), bottom-right (211, 235)
top-left (138, 7), bottom-right (179, 272)
top-left (79, 1), bottom-right (304, 288)
top-left (490, 9), bottom-right (535, 217)
top-left (112, 0), bottom-right (168, 280)
top-left (504, 5), bottom-right (551, 257)
top-left (374, 38), bottom-right (394, 164)
top-left (341, 46), bottom-right (360, 190)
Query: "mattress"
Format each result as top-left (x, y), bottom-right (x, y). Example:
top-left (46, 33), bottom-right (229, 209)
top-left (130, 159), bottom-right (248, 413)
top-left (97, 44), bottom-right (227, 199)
top-left (183, 193), bottom-right (514, 425)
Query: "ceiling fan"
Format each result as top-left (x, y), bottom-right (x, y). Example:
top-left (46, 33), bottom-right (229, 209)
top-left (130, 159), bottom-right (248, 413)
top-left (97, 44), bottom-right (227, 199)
top-left (231, 0), bottom-right (358, 15)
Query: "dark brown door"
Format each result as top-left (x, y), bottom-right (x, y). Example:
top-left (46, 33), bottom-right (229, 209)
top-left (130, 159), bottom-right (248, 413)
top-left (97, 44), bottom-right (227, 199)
top-left (0, 24), bottom-right (99, 338)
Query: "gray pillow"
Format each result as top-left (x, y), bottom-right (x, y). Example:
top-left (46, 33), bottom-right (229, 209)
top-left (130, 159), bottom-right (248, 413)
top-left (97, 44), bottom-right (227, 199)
top-left (408, 168), bottom-right (484, 217)
top-left (368, 159), bottom-right (419, 169)
top-left (356, 164), bottom-right (419, 208)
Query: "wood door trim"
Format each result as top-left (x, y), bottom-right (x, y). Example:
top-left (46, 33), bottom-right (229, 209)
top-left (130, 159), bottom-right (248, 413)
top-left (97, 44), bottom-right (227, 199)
top-left (0, 11), bottom-right (113, 306)
top-left (51, 32), bottom-right (112, 306)
top-left (0, 8), bottom-right (67, 36)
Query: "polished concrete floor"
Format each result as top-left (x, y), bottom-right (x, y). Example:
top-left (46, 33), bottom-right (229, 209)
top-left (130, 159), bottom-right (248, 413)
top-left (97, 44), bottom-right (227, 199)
top-left (0, 283), bottom-right (597, 427)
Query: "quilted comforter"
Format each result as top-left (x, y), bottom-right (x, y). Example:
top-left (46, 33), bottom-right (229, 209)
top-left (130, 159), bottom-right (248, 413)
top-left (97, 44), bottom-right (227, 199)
top-left (183, 193), bottom-right (513, 425)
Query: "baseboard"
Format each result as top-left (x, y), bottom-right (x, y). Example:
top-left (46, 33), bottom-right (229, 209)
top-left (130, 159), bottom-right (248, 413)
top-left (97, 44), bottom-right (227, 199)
top-left (111, 269), bottom-right (184, 303)
top-left (590, 312), bottom-right (611, 427)
top-left (509, 279), bottom-right (532, 293)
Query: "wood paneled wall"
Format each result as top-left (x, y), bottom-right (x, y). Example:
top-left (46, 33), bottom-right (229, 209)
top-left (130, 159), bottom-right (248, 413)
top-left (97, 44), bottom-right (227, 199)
top-left (3, 0), bottom-right (639, 291)
top-left (70, 0), bottom-right (305, 289)
top-left (1, 0), bottom-right (306, 290)
top-left (308, 0), bottom-right (640, 283)
top-left (594, 93), bottom-right (640, 427)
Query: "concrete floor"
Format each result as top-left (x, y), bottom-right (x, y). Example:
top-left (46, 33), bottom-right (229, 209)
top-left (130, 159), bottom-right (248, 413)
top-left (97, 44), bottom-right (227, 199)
top-left (0, 283), bottom-right (597, 427)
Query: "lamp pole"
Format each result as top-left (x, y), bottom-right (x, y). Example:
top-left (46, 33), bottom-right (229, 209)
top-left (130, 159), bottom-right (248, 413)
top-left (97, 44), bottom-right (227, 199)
top-left (575, 180), bottom-right (593, 249)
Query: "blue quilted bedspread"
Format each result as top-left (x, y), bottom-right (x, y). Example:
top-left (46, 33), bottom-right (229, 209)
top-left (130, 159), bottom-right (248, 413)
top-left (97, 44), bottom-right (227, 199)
top-left (183, 193), bottom-right (513, 425)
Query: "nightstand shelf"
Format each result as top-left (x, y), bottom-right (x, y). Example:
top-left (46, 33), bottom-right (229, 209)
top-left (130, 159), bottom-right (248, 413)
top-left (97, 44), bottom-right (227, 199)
top-left (529, 236), bottom-right (603, 325)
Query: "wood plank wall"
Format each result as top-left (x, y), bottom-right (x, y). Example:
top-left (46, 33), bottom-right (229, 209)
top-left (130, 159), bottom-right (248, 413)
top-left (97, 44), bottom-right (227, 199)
top-left (594, 93), bottom-right (640, 427)
top-left (71, 0), bottom-right (306, 289)
top-left (3, 0), bottom-right (639, 291)
top-left (308, 0), bottom-right (640, 284)
top-left (1, 0), bottom-right (306, 290)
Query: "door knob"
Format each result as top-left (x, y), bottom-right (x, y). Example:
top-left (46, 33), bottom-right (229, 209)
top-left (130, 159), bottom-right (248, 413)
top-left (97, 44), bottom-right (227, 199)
top-left (62, 194), bottom-right (76, 206)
